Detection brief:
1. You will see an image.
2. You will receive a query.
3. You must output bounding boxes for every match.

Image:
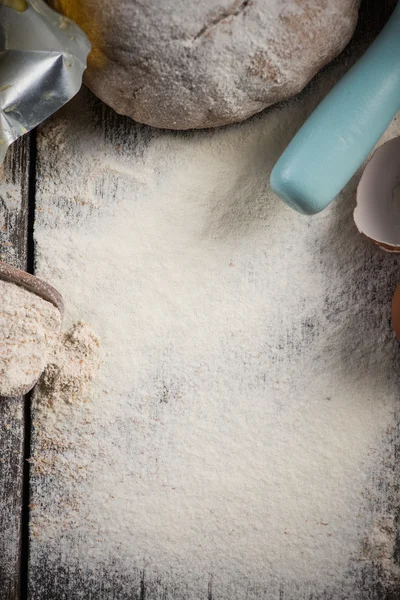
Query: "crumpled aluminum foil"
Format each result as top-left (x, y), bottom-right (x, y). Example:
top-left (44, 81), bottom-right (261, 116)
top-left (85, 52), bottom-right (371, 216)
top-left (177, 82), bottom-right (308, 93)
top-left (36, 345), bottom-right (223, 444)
top-left (0, 0), bottom-right (90, 164)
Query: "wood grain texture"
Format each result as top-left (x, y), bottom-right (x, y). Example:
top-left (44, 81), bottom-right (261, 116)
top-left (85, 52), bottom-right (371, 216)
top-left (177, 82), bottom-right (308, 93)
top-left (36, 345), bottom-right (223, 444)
top-left (27, 2), bottom-right (400, 599)
top-left (0, 136), bottom-right (31, 599)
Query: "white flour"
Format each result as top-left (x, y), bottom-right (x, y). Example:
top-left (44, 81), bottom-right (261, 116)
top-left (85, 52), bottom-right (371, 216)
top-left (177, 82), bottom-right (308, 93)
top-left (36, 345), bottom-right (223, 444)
top-left (30, 71), bottom-right (400, 596)
top-left (0, 279), bottom-right (61, 397)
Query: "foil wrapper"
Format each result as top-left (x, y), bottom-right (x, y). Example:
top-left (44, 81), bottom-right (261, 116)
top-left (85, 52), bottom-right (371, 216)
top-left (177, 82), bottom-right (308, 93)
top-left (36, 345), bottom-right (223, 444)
top-left (0, 0), bottom-right (90, 164)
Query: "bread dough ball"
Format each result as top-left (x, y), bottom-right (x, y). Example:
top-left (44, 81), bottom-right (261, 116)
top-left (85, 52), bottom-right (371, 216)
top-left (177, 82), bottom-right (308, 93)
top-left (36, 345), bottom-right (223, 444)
top-left (54, 0), bottom-right (360, 129)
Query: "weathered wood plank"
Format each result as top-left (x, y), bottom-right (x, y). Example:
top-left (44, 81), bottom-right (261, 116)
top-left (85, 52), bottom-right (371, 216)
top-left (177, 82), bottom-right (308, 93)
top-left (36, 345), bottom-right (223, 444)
top-left (0, 135), bottom-right (31, 599)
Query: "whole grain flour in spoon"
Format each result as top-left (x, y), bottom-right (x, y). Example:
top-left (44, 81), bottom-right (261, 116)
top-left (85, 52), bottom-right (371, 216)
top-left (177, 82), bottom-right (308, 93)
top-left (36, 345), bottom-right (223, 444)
top-left (29, 76), bottom-right (400, 598)
top-left (0, 279), bottom-right (61, 397)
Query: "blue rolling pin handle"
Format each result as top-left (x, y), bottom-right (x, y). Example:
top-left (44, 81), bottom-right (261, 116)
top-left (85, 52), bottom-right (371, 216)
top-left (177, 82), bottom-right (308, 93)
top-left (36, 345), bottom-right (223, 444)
top-left (270, 2), bottom-right (400, 215)
top-left (270, 168), bottom-right (322, 216)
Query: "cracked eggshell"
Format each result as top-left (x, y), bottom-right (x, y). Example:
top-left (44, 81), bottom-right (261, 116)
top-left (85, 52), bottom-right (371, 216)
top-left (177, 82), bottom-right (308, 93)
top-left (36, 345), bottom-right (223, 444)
top-left (354, 137), bottom-right (400, 252)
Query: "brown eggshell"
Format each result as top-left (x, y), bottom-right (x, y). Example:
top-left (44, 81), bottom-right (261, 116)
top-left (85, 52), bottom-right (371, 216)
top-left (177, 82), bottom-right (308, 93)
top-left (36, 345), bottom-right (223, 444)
top-left (392, 284), bottom-right (400, 340)
top-left (354, 137), bottom-right (400, 252)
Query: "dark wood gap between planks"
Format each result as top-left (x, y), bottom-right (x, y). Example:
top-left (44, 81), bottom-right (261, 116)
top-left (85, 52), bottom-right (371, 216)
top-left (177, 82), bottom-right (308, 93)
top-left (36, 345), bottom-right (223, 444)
top-left (19, 128), bottom-right (37, 600)
top-left (0, 128), bottom-right (37, 600)
top-left (0, 131), bottom-right (32, 600)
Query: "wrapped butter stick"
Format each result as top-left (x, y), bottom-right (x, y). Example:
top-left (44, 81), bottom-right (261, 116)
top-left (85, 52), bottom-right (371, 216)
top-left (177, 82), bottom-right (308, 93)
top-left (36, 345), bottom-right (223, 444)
top-left (0, 0), bottom-right (90, 164)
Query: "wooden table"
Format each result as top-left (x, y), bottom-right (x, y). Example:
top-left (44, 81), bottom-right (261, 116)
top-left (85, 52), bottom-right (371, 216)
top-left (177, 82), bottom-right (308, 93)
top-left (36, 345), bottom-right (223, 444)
top-left (0, 1), bottom-right (397, 598)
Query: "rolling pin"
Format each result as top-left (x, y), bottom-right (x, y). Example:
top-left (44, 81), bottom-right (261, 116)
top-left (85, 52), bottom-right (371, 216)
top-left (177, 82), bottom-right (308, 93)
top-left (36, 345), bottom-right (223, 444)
top-left (270, 2), bottom-right (400, 215)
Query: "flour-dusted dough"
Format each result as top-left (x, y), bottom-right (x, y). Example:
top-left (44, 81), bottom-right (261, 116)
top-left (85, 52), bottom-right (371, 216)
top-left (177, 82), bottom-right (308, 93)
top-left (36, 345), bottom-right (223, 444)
top-left (53, 0), bottom-right (360, 130)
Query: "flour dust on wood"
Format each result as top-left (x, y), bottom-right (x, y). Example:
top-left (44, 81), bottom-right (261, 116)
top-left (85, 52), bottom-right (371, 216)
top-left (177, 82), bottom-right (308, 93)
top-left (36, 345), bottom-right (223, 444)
top-left (30, 322), bottom-right (100, 481)
top-left (29, 80), bottom-right (400, 598)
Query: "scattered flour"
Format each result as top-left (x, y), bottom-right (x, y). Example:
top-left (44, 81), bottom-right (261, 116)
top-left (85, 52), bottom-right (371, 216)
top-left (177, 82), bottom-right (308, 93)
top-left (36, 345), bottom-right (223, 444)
top-left (29, 74), bottom-right (400, 596)
top-left (0, 279), bottom-right (61, 397)
top-left (37, 322), bottom-right (100, 409)
top-left (31, 322), bottom-right (100, 480)
top-left (361, 515), bottom-right (400, 581)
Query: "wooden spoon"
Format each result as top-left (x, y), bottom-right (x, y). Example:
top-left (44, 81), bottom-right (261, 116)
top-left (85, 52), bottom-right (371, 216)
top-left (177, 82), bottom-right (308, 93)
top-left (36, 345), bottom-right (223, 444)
top-left (0, 261), bottom-right (63, 397)
top-left (0, 261), bottom-right (63, 314)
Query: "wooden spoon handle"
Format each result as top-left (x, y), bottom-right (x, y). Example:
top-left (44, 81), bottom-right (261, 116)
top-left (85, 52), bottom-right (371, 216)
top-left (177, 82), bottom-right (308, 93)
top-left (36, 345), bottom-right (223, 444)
top-left (0, 261), bottom-right (63, 314)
